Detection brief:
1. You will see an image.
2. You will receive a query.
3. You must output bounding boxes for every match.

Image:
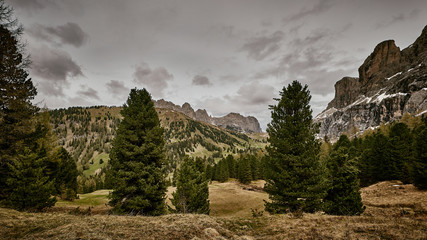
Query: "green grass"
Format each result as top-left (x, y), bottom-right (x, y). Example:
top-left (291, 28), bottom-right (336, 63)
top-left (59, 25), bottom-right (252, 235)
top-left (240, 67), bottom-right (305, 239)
top-left (83, 153), bottom-right (109, 176)
top-left (56, 190), bottom-right (111, 207)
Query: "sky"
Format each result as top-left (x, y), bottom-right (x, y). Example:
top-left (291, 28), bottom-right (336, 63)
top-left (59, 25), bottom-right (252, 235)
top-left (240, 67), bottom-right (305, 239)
top-left (8, 0), bottom-right (427, 131)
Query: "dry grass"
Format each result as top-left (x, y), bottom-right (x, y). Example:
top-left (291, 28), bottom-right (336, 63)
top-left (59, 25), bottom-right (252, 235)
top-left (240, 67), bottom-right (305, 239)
top-left (1, 181), bottom-right (426, 239)
top-left (208, 180), bottom-right (268, 218)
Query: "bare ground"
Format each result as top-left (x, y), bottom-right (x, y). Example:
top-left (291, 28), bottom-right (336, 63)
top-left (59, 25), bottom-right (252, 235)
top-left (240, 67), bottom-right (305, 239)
top-left (1, 180), bottom-right (426, 240)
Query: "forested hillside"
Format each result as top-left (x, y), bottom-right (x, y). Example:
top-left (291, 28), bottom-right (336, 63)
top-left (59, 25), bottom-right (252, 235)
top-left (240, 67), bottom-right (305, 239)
top-left (48, 106), bottom-right (267, 193)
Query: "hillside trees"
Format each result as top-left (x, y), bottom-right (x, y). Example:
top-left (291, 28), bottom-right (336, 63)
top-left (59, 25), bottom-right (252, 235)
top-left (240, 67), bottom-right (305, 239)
top-left (264, 80), bottom-right (328, 214)
top-left (324, 135), bottom-right (365, 215)
top-left (413, 120), bottom-right (427, 189)
top-left (171, 157), bottom-right (209, 214)
top-left (108, 88), bottom-right (167, 215)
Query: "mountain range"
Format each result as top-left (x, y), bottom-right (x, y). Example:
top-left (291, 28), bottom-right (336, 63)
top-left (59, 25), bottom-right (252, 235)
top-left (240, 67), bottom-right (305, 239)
top-left (154, 99), bottom-right (262, 133)
top-left (315, 25), bottom-right (427, 139)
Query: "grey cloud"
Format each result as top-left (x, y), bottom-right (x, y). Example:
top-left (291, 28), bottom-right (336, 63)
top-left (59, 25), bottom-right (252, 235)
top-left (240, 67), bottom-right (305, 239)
top-left (291, 24), bottom-right (352, 47)
top-left (240, 31), bottom-right (284, 61)
top-left (106, 80), bottom-right (128, 97)
top-left (253, 47), bottom-right (333, 80)
top-left (375, 9), bottom-right (420, 29)
top-left (260, 20), bottom-right (272, 27)
top-left (283, 0), bottom-right (335, 23)
top-left (220, 74), bottom-right (242, 82)
top-left (9, 0), bottom-right (54, 12)
top-left (78, 85), bottom-right (100, 100)
top-left (291, 29), bottom-right (330, 47)
top-left (227, 81), bottom-right (275, 106)
top-left (192, 75), bottom-right (211, 86)
top-left (28, 22), bottom-right (88, 47)
top-left (133, 62), bottom-right (173, 97)
top-left (254, 46), bottom-right (350, 94)
top-left (31, 46), bottom-right (83, 96)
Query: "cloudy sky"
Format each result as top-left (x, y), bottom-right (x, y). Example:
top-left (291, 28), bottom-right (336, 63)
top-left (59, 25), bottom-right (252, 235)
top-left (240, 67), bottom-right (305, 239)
top-left (8, 0), bottom-right (427, 131)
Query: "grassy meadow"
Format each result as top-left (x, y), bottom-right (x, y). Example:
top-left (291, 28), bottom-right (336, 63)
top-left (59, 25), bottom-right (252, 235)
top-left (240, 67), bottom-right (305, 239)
top-left (1, 180), bottom-right (426, 239)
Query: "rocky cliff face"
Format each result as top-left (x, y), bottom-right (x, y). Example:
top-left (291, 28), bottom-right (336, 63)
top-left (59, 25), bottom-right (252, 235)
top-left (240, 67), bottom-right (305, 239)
top-left (153, 99), bottom-right (262, 133)
top-left (316, 25), bottom-right (427, 140)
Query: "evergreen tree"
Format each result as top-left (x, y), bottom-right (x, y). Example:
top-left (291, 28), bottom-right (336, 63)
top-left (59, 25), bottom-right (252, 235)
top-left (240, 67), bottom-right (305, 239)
top-left (108, 88), bottom-right (167, 215)
top-left (413, 121), bottom-right (427, 189)
top-left (370, 132), bottom-right (391, 182)
top-left (171, 157), bottom-right (209, 214)
top-left (333, 135), bottom-right (351, 151)
top-left (0, 2), bottom-right (59, 210)
top-left (388, 122), bottom-right (412, 183)
top-left (324, 147), bottom-right (365, 215)
top-left (0, 8), bottom-right (37, 202)
top-left (5, 148), bottom-right (56, 211)
top-left (205, 164), bottom-right (213, 181)
top-left (237, 155), bottom-right (252, 184)
top-left (4, 110), bottom-right (58, 210)
top-left (358, 134), bottom-right (376, 187)
top-left (264, 80), bottom-right (328, 214)
top-left (214, 158), bottom-right (229, 182)
top-left (54, 147), bottom-right (78, 200)
top-left (248, 154), bottom-right (260, 180)
top-left (225, 154), bottom-right (236, 178)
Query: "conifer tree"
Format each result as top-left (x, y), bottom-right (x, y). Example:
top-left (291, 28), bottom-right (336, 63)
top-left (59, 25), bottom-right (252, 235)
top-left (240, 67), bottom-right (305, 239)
top-left (264, 80), bottom-right (328, 214)
top-left (0, 2), bottom-right (59, 210)
top-left (54, 147), bottom-right (78, 200)
top-left (214, 158), bottom-right (229, 182)
top-left (5, 148), bottom-right (56, 211)
top-left (370, 132), bottom-right (391, 182)
top-left (248, 154), bottom-right (260, 180)
top-left (324, 146), bottom-right (365, 215)
top-left (171, 157), bottom-right (209, 214)
top-left (4, 111), bottom-right (59, 210)
top-left (225, 154), bottom-right (236, 178)
top-left (388, 122), bottom-right (412, 183)
top-left (237, 155), bottom-right (252, 184)
top-left (205, 164), bottom-right (213, 181)
top-left (108, 88), bottom-right (167, 215)
top-left (0, 7), bottom-right (37, 202)
top-left (413, 121), bottom-right (427, 189)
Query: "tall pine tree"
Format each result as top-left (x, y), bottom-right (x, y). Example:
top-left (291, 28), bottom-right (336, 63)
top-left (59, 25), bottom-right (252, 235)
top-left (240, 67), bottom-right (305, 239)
top-left (108, 88), bottom-right (167, 215)
top-left (264, 80), bottom-right (328, 214)
top-left (324, 137), bottom-right (365, 215)
top-left (0, 2), bottom-right (61, 210)
top-left (0, 7), bottom-right (37, 202)
top-left (171, 157), bottom-right (209, 214)
top-left (237, 155), bottom-right (252, 184)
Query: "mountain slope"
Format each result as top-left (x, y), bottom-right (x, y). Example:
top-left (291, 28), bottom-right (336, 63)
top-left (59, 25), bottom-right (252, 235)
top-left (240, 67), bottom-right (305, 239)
top-left (316, 25), bottom-right (427, 139)
top-left (49, 105), bottom-right (267, 175)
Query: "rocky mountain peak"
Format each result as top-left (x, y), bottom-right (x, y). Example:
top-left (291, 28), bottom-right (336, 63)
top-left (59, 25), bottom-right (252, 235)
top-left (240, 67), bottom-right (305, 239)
top-left (181, 102), bottom-right (195, 118)
top-left (316, 25), bottom-right (427, 140)
top-left (327, 77), bottom-right (360, 109)
top-left (153, 99), bottom-right (262, 133)
top-left (358, 40), bottom-right (401, 96)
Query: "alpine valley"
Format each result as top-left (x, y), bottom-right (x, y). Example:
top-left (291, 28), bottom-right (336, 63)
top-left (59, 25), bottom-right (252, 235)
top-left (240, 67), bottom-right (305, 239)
top-left (49, 102), bottom-right (267, 190)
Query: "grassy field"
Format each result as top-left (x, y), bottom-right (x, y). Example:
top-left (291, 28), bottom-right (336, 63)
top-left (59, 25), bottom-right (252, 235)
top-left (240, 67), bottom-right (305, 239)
top-left (1, 180), bottom-right (426, 239)
top-left (83, 153), bottom-right (109, 176)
